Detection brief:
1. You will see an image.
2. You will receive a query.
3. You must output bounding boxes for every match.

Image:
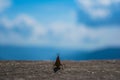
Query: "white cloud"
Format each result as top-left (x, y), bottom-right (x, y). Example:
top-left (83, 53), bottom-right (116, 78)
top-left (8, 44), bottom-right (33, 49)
top-left (0, 0), bottom-right (11, 13)
top-left (0, 14), bottom-right (49, 45)
top-left (48, 22), bottom-right (120, 50)
top-left (0, 14), bottom-right (47, 35)
top-left (0, 0), bottom-right (119, 50)
top-left (0, 14), bottom-right (120, 50)
top-left (76, 0), bottom-right (120, 19)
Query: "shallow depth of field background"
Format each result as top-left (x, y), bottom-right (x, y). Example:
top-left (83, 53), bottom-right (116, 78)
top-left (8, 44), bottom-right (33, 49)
top-left (0, 0), bottom-right (120, 60)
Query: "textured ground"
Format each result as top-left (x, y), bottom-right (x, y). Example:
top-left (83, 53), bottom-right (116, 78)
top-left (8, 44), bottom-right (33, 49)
top-left (0, 60), bottom-right (120, 80)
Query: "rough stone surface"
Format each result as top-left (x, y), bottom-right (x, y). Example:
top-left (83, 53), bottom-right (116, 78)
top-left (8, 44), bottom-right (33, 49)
top-left (0, 60), bottom-right (120, 80)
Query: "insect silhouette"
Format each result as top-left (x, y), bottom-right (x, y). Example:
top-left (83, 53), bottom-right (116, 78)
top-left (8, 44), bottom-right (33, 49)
top-left (53, 54), bottom-right (63, 73)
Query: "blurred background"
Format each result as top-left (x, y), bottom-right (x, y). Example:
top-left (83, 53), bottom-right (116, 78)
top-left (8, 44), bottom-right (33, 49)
top-left (0, 0), bottom-right (120, 60)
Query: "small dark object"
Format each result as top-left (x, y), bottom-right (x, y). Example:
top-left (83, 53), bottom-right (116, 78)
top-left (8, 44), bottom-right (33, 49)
top-left (53, 54), bottom-right (63, 73)
top-left (54, 67), bottom-right (60, 73)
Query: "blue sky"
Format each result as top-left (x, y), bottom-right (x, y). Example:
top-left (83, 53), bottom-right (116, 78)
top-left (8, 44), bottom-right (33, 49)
top-left (0, 0), bottom-right (120, 50)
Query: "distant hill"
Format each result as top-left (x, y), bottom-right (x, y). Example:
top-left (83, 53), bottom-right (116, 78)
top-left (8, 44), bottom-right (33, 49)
top-left (86, 48), bottom-right (120, 60)
top-left (60, 48), bottom-right (120, 60)
top-left (0, 45), bottom-right (120, 60)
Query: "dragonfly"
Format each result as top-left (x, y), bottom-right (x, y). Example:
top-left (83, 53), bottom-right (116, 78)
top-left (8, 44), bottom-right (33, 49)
top-left (53, 54), bottom-right (64, 72)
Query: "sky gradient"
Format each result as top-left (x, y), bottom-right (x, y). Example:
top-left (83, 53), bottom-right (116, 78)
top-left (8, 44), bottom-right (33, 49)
top-left (0, 0), bottom-right (120, 50)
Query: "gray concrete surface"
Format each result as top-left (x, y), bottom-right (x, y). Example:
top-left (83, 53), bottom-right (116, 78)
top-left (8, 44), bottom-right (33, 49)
top-left (0, 60), bottom-right (120, 80)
